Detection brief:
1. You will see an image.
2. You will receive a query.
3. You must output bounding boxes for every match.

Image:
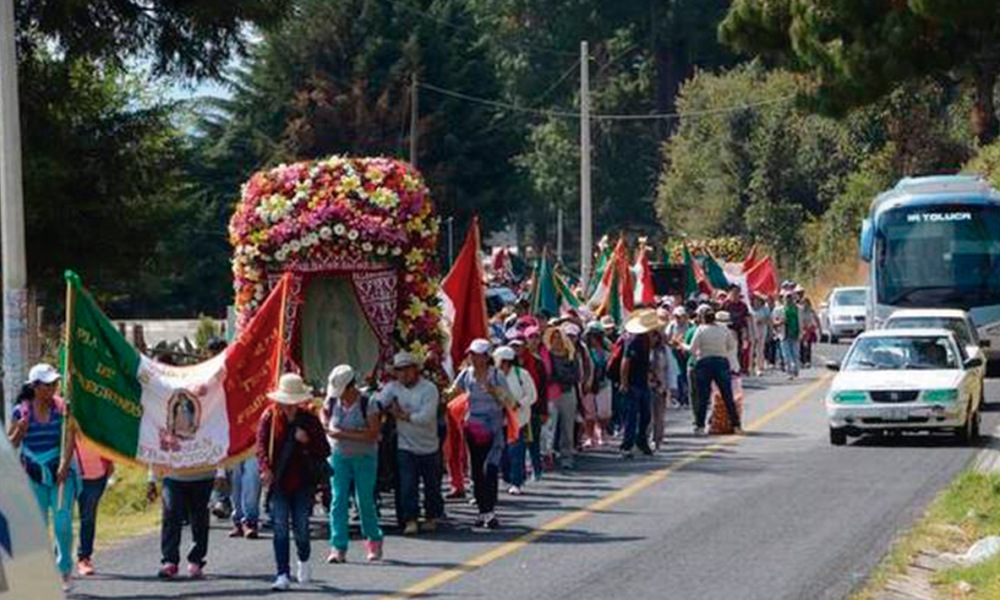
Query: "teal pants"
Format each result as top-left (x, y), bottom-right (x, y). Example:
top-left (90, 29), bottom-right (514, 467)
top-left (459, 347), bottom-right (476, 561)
top-left (30, 477), bottom-right (77, 576)
top-left (329, 453), bottom-right (383, 552)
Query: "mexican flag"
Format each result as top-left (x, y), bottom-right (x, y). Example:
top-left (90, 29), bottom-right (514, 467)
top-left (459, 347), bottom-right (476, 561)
top-left (66, 271), bottom-right (290, 472)
top-left (683, 245), bottom-right (711, 297)
top-left (592, 239), bottom-right (634, 325)
top-left (632, 247), bottom-right (656, 307)
top-left (531, 253), bottom-right (581, 317)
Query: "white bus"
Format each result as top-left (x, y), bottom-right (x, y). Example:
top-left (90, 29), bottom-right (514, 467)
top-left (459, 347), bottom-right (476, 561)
top-left (860, 175), bottom-right (1000, 364)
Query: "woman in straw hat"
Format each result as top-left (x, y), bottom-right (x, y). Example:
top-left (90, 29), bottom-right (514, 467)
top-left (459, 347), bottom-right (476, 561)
top-left (320, 365), bottom-right (385, 563)
top-left (543, 326), bottom-right (581, 469)
top-left (257, 373), bottom-right (329, 591)
top-left (446, 339), bottom-right (514, 529)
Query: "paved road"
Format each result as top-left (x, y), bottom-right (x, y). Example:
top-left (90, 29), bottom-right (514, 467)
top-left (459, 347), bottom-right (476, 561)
top-left (72, 343), bottom-right (998, 600)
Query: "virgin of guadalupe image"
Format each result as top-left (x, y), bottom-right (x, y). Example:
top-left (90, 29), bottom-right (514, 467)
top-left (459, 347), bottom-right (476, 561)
top-left (166, 390), bottom-right (201, 441)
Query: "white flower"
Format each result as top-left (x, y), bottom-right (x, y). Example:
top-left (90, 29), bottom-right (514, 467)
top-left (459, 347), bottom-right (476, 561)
top-left (290, 240), bottom-right (302, 253)
top-left (377, 245), bottom-right (388, 255)
top-left (348, 230), bottom-right (360, 241)
top-left (334, 224), bottom-right (347, 236)
top-left (305, 232), bottom-right (320, 246)
top-left (391, 247), bottom-right (403, 256)
top-left (362, 242), bottom-right (373, 252)
top-left (319, 226), bottom-right (333, 240)
top-left (275, 249), bottom-right (288, 262)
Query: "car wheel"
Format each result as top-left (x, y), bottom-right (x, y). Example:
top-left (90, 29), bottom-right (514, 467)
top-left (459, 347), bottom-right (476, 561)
top-left (830, 427), bottom-right (847, 446)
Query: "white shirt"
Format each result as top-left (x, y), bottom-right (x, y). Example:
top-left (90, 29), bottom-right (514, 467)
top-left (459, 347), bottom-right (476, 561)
top-left (690, 324), bottom-right (736, 363)
top-left (376, 379), bottom-right (440, 455)
top-left (503, 366), bottom-right (537, 429)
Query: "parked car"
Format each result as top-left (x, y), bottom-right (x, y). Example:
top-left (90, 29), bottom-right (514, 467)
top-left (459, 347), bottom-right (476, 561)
top-left (883, 309), bottom-right (988, 383)
top-left (825, 329), bottom-right (984, 446)
top-left (819, 286), bottom-right (868, 343)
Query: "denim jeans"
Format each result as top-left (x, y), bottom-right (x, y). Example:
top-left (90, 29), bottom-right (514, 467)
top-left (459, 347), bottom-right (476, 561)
top-left (29, 476), bottom-right (76, 575)
top-left (271, 488), bottom-right (313, 576)
top-left (77, 476), bottom-right (108, 560)
top-left (329, 453), bottom-right (383, 552)
top-left (694, 357), bottom-right (741, 430)
top-left (397, 449), bottom-right (444, 523)
top-left (781, 338), bottom-right (800, 376)
top-left (161, 478), bottom-right (214, 567)
top-left (621, 385), bottom-right (651, 452)
top-left (230, 457), bottom-right (262, 526)
top-left (503, 426), bottom-right (528, 487)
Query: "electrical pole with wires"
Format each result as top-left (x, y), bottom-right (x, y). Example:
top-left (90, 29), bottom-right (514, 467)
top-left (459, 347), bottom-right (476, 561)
top-left (580, 41), bottom-right (593, 289)
top-left (410, 73), bottom-right (419, 169)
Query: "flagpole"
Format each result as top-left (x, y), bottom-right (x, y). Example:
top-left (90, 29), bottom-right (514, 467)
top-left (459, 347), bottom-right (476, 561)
top-left (57, 273), bottom-right (77, 510)
top-left (269, 275), bottom-right (290, 462)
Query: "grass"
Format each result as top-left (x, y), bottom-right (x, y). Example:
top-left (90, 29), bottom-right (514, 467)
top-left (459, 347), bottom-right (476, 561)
top-left (851, 471), bottom-right (1000, 600)
top-left (91, 464), bottom-right (161, 549)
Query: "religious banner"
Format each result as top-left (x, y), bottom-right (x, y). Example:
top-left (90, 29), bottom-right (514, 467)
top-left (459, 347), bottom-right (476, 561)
top-left (66, 271), bottom-right (289, 471)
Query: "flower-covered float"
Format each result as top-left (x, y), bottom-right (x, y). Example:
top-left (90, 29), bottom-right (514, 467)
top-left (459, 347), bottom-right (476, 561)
top-left (229, 156), bottom-right (445, 385)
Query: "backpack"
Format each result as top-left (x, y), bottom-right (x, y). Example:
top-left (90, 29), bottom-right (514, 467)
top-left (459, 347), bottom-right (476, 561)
top-left (606, 338), bottom-right (626, 384)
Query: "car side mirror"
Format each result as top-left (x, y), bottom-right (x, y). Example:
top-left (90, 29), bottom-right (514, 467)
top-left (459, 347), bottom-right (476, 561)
top-left (825, 361), bottom-right (841, 372)
top-left (980, 340), bottom-right (992, 349)
top-left (965, 357), bottom-right (984, 369)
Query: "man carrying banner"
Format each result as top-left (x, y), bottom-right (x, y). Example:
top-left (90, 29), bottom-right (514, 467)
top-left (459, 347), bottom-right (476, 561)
top-left (149, 465), bottom-right (216, 579)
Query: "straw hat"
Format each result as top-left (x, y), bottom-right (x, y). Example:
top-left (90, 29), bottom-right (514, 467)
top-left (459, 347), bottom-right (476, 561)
top-left (717, 311), bottom-right (732, 325)
top-left (543, 327), bottom-right (576, 359)
top-left (268, 373), bottom-right (314, 405)
top-left (624, 309), bottom-right (664, 335)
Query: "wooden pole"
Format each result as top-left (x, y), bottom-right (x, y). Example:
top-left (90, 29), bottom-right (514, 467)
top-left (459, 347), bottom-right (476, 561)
top-left (57, 275), bottom-right (77, 510)
top-left (269, 275), bottom-right (290, 462)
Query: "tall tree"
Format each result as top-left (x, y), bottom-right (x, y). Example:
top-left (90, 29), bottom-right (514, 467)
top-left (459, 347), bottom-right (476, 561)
top-left (720, 0), bottom-right (1000, 144)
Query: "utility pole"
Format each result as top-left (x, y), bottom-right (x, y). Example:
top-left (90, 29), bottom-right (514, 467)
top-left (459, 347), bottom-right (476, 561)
top-left (0, 0), bottom-right (28, 424)
top-left (556, 207), bottom-right (564, 264)
top-left (580, 41), bottom-right (593, 289)
top-left (410, 74), bottom-right (419, 169)
top-left (447, 217), bottom-right (455, 269)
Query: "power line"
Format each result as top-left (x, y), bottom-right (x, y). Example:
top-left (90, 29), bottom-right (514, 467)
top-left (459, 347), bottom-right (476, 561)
top-left (418, 81), bottom-right (798, 122)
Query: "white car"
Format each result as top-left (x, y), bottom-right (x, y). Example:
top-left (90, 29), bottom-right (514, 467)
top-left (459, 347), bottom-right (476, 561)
top-left (883, 309), bottom-right (988, 383)
top-left (825, 329), bottom-right (984, 446)
top-left (820, 286), bottom-right (868, 343)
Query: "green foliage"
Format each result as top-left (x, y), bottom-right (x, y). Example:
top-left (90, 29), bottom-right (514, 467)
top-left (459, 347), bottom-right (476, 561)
top-left (719, 0), bottom-right (1000, 144)
top-left (194, 315), bottom-right (221, 351)
top-left (15, 0), bottom-right (291, 77)
top-left (964, 141), bottom-right (1000, 188)
top-left (665, 237), bottom-right (747, 264)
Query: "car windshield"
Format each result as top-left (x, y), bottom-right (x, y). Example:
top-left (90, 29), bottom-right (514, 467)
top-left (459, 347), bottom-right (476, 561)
top-left (832, 289), bottom-right (866, 307)
top-left (843, 336), bottom-right (959, 371)
top-left (885, 317), bottom-right (973, 348)
top-left (875, 204), bottom-right (1000, 308)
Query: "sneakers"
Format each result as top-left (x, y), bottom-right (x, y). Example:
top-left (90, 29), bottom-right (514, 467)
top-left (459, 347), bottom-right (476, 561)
top-left (77, 558), bottom-right (95, 577)
top-left (508, 485), bottom-right (522, 496)
top-left (228, 524), bottom-right (245, 538)
top-left (271, 574), bottom-right (292, 591)
top-left (733, 427), bottom-right (745, 436)
top-left (365, 540), bottom-right (383, 562)
top-left (638, 446), bottom-right (654, 457)
top-left (403, 520), bottom-right (420, 536)
top-left (296, 560), bottom-right (311, 584)
top-left (187, 562), bottom-right (205, 580)
top-left (423, 518), bottom-right (437, 533)
top-left (485, 513), bottom-right (500, 530)
top-left (622, 449), bottom-right (635, 460)
top-left (326, 549), bottom-right (347, 564)
top-left (245, 524), bottom-right (260, 539)
top-left (62, 574), bottom-right (74, 593)
top-left (157, 563), bottom-right (179, 579)
top-left (693, 426), bottom-right (707, 437)
top-left (445, 489), bottom-right (466, 500)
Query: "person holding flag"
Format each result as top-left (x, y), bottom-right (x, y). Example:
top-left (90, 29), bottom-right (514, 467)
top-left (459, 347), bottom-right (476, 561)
top-left (6, 364), bottom-right (77, 591)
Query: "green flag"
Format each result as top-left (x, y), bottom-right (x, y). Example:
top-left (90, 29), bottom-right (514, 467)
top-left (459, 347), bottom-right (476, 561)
top-left (700, 252), bottom-right (730, 290)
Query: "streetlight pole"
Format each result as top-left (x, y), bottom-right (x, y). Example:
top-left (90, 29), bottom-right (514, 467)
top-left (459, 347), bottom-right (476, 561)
top-left (579, 40), bottom-right (593, 289)
top-left (0, 0), bottom-right (28, 424)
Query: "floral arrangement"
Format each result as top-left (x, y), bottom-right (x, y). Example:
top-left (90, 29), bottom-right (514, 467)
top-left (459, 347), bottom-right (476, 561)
top-left (229, 156), bottom-right (445, 365)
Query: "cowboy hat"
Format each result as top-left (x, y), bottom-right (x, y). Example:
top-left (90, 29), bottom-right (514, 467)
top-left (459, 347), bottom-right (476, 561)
top-left (716, 311), bottom-right (732, 324)
top-left (624, 309), bottom-right (664, 335)
top-left (326, 365), bottom-right (355, 399)
top-left (269, 373), bottom-right (314, 405)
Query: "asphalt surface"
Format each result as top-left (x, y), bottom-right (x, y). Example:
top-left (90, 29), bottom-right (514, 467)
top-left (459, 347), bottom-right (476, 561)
top-left (71, 343), bottom-right (998, 600)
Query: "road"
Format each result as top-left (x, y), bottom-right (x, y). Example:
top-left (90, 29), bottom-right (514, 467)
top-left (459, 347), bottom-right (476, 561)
top-left (72, 343), bottom-right (998, 600)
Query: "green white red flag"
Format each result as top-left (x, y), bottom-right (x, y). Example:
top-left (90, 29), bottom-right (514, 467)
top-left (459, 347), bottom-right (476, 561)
top-left (66, 271), bottom-right (290, 471)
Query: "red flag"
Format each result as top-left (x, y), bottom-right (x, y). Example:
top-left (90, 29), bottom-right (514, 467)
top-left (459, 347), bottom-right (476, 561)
top-left (745, 255), bottom-right (779, 297)
top-left (742, 244), bottom-right (760, 273)
top-left (441, 218), bottom-right (489, 370)
top-left (223, 273), bottom-right (291, 458)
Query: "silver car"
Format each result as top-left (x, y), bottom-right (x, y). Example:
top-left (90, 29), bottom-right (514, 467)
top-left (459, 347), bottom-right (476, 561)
top-left (820, 286), bottom-right (868, 343)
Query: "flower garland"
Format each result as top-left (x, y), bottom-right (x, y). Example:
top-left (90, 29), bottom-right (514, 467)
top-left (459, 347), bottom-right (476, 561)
top-left (229, 156), bottom-right (445, 365)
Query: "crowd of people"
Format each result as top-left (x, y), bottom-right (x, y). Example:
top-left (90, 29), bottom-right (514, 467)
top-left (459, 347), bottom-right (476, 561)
top-left (5, 279), bottom-right (823, 593)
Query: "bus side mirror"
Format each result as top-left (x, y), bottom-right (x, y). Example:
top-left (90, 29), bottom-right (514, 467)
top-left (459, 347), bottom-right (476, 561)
top-left (859, 219), bottom-right (874, 262)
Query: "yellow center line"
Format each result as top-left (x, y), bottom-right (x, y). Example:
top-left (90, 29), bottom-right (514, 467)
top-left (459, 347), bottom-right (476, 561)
top-left (378, 374), bottom-right (833, 600)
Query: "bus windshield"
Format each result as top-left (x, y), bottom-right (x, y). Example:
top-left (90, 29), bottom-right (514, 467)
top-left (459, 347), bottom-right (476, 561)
top-left (876, 205), bottom-right (1000, 308)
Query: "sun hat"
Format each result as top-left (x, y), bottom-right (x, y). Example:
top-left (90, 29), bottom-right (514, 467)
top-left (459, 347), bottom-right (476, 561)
top-left (326, 365), bottom-right (356, 399)
top-left (717, 311), bottom-right (732, 324)
top-left (392, 351), bottom-right (420, 369)
top-left (624, 309), bottom-right (664, 335)
top-left (562, 323), bottom-right (582, 338)
top-left (468, 338), bottom-right (492, 355)
top-left (269, 373), bottom-right (314, 405)
top-left (543, 327), bottom-right (576, 359)
top-left (493, 346), bottom-right (516, 363)
top-left (27, 363), bottom-right (60, 385)
top-left (673, 306), bottom-right (688, 317)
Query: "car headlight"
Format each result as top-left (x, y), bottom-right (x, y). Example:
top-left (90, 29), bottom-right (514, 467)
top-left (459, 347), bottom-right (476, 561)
top-left (923, 389), bottom-right (958, 403)
top-left (832, 391), bottom-right (867, 404)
